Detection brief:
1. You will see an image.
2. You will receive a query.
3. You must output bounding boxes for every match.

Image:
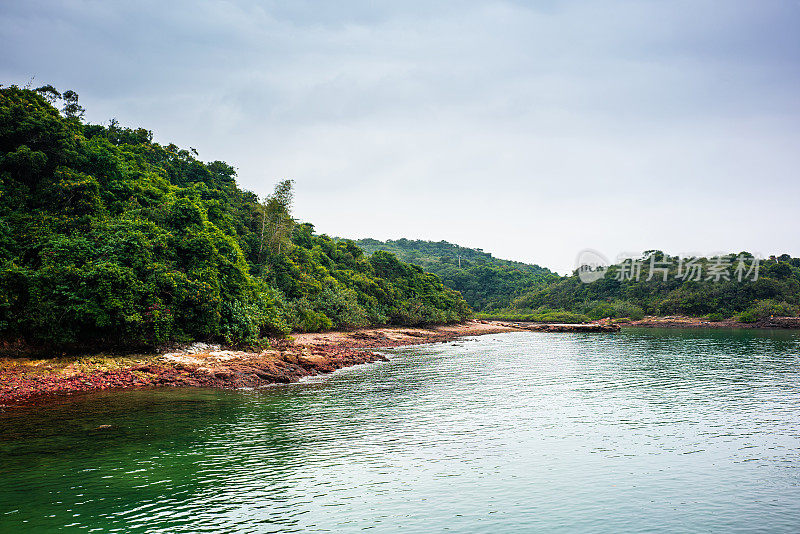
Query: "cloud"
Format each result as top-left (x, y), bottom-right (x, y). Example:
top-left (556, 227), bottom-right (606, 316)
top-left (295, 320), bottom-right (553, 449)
top-left (2, 0), bottom-right (799, 272)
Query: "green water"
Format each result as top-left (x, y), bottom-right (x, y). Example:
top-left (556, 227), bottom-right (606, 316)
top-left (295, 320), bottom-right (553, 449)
top-left (1, 328), bottom-right (799, 533)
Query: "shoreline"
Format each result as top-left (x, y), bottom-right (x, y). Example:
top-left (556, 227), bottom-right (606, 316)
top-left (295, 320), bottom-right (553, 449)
top-left (0, 321), bottom-right (520, 407)
top-left (622, 315), bottom-right (800, 329)
top-left (3, 316), bottom-right (797, 407)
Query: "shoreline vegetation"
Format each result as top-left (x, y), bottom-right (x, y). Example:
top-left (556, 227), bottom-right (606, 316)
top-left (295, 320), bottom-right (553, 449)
top-left (506, 315), bottom-right (800, 329)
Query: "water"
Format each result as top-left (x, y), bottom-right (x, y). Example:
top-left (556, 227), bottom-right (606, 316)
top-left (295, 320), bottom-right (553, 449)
top-left (1, 328), bottom-right (799, 533)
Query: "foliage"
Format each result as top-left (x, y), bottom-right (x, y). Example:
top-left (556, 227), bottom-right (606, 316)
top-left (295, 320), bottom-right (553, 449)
top-left (0, 85), bottom-right (470, 350)
top-left (738, 299), bottom-right (797, 323)
top-left (501, 252), bottom-right (800, 321)
top-left (258, 179), bottom-right (294, 258)
top-left (351, 238), bottom-right (556, 311)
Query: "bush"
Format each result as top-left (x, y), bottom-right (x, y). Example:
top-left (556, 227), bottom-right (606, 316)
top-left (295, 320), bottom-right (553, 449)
top-left (313, 286), bottom-right (368, 329)
top-left (738, 299), bottom-right (797, 323)
top-left (738, 310), bottom-right (758, 323)
top-left (612, 301), bottom-right (645, 321)
top-left (586, 302), bottom-right (614, 320)
top-left (291, 299), bottom-right (334, 332)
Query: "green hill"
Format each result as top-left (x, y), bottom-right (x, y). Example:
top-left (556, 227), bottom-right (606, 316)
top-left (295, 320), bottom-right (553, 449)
top-left (350, 238), bottom-right (557, 311)
top-left (0, 85), bottom-right (469, 351)
top-left (486, 251), bottom-right (800, 323)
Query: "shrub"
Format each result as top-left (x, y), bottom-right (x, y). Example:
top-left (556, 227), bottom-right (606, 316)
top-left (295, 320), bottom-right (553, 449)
top-left (313, 286), bottom-right (368, 329)
top-left (738, 299), bottom-right (797, 323)
top-left (586, 302), bottom-right (615, 320)
top-left (738, 310), bottom-right (758, 323)
top-left (612, 301), bottom-right (645, 321)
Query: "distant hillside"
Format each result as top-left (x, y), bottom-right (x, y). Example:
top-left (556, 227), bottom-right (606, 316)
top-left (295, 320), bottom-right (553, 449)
top-left (489, 251), bottom-right (800, 323)
top-left (350, 238), bottom-right (557, 311)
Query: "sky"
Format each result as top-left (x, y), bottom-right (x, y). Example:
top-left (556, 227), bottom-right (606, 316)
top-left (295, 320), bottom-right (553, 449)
top-left (2, 0), bottom-right (799, 273)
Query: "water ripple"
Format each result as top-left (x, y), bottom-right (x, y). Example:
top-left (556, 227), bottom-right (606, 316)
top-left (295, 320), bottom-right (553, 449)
top-left (1, 328), bottom-right (800, 532)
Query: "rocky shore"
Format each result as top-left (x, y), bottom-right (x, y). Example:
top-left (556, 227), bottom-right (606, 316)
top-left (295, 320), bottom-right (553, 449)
top-left (0, 321), bottom-right (520, 406)
top-left (9, 315), bottom-right (788, 407)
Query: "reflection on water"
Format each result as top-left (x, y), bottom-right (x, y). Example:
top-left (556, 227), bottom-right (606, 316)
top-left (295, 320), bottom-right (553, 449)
top-left (1, 328), bottom-right (799, 532)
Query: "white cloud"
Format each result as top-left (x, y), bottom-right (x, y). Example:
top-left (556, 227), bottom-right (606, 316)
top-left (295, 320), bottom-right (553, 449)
top-left (2, 0), bottom-right (799, 272)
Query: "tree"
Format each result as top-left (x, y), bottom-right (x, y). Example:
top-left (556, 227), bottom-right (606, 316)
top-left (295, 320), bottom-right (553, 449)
top-left (35, 85), bottom-right (61, 104)
top-left (61, 90), bottom-right (85, 119)
top-left (259, 179), bottom-right (295, 259)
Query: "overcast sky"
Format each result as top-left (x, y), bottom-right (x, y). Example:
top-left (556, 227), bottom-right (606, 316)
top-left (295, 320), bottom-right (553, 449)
top-left (2, 0), bottom-right (799, 272)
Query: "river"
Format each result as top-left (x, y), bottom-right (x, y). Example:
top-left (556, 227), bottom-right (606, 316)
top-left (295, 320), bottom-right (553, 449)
top-left (2, 328), bottom-right (799, 532)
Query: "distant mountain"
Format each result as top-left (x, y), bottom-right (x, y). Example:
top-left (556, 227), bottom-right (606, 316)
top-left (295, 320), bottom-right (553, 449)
top-left (349, 238), bottom-right (557, 311)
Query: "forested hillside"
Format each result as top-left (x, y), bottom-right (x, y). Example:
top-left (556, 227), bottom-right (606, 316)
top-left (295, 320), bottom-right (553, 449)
top-left (0, 85), bottom-right (469, 350)
top-left (486, 252), bottom-right (800, 323)
top-left (352, 238), bottom-right (556, 311)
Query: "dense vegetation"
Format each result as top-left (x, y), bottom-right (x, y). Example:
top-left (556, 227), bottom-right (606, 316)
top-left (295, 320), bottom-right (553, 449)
top-left (484, 252), bottom-right (800, 323)
top-left (352, 238), bottom-right (556, 311)
top-left (0, 85), bottom-right (469, 350)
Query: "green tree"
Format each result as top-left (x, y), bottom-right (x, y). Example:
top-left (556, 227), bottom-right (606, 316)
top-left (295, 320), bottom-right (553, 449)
top-left (259, 179), bottom-right (295, 259)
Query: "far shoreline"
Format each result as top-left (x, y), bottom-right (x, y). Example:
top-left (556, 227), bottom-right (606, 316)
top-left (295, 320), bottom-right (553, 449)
top-left (484, 315), bottom-right (800, 330)
top-left (622, 315), bottom-right (800, 329)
